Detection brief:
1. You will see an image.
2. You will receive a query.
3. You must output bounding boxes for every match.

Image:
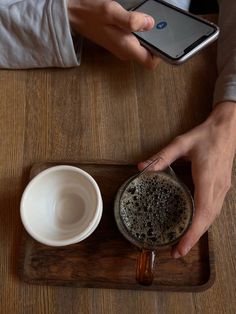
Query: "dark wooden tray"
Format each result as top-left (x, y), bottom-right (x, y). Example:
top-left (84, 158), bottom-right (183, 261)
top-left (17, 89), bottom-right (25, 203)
top-left (19, 161), bottom-right (215, 291)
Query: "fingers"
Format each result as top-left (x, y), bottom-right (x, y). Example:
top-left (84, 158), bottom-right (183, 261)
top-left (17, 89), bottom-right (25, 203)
top-left (122, 37), bottom-right (161, 69)
top-left (171, 172), bottom-right (221, 258)
top-left (103, 1), bottom-right (158, 68)
top-left (102, 25), bottom-right (161, 69)
top-left (138, 136), bottom-right (189, 171)
top-left (171, 208), bottom-right (214, 258)
top-left (105, 1), bottom-right (155, 31)
top-left (69, 0), bottom-right (159, 69)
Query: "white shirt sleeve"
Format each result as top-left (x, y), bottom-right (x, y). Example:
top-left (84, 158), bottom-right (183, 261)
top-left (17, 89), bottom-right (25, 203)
top-left (213, 0), bottom-right (236, 104)
top-left (0, 0), bottom-right (80, 68)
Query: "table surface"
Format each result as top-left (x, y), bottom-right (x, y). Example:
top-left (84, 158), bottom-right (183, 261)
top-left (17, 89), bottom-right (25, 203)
top-left (0, 15), bottom-right (235, 314)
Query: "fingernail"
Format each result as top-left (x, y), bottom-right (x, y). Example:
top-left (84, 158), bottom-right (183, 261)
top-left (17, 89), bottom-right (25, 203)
top-left (138, 160), bottom-right (149, 170)
top-left (141, 161), bottom-right (149, 168)
top-left (172, 246), bottom-right (191, 258)
top-left (143, 16), bottom-right (154, 29)
top-left (183, 246), bottom-right (191, 256)
top-left (173, 250), bottom-right (181, 259)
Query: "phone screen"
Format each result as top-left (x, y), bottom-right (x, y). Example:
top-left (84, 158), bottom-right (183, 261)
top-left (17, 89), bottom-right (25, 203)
top-left (134, 0), bottom-right (216, 59)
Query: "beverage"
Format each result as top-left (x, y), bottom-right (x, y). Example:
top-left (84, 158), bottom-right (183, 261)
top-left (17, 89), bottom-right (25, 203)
top-left (114, 160), bottom-right (194, 285)
top-left (119, 171), bottom-right (193, 247)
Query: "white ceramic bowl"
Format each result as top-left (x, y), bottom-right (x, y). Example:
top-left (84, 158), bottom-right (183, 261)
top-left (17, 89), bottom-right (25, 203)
top-left (20, 165), bottom-right (103, 246)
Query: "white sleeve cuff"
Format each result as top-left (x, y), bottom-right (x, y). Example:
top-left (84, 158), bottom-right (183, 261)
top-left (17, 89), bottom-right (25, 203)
top-left (50, 0), bottom-right (80, 67)
top-left (0, 0), bottom-right (81, 68)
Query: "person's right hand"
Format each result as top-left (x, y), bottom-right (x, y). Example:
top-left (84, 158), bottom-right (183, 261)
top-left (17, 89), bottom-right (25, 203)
top-left (67, 0), bottom-right (160, 69)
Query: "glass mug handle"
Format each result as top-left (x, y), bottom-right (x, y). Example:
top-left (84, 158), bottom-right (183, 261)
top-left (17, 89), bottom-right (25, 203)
top-left (136, 249), bottom-right (156, 285)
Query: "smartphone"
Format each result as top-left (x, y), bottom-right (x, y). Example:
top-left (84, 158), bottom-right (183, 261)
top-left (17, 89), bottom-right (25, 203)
top-left (132, 0), bottom-right (219, 64)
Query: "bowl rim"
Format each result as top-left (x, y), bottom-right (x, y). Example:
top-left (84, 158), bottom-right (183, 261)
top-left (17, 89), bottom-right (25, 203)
top-left (20, 165), bottom-right (103, 246)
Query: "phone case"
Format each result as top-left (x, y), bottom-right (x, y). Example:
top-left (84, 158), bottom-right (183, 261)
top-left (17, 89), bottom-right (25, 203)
top-left (132, 0), bottom-right (219, 65)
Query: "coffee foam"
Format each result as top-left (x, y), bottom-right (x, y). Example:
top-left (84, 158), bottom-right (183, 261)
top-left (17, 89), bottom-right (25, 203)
top-left (120, 171), bottom-right (192, 247)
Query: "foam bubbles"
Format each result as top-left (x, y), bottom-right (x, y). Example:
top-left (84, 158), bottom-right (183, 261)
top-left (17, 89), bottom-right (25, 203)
top-left (120, 171), bottom-right (192, 247)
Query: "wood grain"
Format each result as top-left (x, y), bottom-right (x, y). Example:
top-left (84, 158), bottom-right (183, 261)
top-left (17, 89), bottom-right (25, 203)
top-left (0, 14), bottom-right (235, 314)
top-left (19, 162), bottom-right (214, 292)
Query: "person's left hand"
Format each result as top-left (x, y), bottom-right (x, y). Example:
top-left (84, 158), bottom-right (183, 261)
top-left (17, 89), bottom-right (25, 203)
top-left (138, 102), bottom-right (236, 258)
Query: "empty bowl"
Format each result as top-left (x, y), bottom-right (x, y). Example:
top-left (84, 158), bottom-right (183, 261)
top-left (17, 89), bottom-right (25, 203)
top-left (20, 165), bottom-right (103, 246)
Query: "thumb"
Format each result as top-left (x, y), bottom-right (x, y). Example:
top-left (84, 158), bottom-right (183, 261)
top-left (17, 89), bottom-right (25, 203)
top-left (106, 1), bottom-right (155, 31)
top-left (138, 137), bottom-right (188, 171)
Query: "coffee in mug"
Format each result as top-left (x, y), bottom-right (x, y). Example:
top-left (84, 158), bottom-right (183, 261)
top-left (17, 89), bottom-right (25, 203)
top-left (114, 157), bottom-right (194, 285)
top-left (119, 171), bottom-right (193, 248)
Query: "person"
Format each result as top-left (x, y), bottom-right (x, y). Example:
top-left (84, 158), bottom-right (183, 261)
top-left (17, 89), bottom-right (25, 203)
top-left (0, 0), bottom-right (235, 258)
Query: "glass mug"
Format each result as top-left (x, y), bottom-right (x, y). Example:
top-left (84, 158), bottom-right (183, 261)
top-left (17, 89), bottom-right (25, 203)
top-left (114, 156), bottom-right (194, 286)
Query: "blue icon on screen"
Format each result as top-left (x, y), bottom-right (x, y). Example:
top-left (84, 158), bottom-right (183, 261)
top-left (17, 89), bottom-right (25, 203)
top-left (156, 21), bottom-right (167, 29)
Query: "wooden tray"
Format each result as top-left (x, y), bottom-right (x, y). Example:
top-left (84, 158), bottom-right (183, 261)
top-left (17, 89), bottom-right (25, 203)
top-left (19, 161), bottom-right (215, 291)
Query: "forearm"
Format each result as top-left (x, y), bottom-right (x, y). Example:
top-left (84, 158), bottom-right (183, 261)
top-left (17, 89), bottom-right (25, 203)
top-left (0, 0), bottom-right (79, 69)
top-left (213, 0), bottom-right (236, 105)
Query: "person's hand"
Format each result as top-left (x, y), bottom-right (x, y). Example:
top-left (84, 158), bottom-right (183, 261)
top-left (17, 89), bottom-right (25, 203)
top-left (138, 102), bottom-right (236, 258)
top-left (67, 0), bottom-right (160, 69)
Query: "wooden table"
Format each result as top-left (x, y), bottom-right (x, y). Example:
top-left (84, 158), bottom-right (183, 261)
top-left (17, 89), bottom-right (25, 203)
top-left (0, 16), bottom-right (235, 314)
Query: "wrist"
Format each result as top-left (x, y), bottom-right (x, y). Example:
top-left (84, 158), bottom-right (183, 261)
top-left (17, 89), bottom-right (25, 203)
top-left (208, 102), bottom-right (236, 130)
top-left (206, 102), bottom-right (236, 150)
